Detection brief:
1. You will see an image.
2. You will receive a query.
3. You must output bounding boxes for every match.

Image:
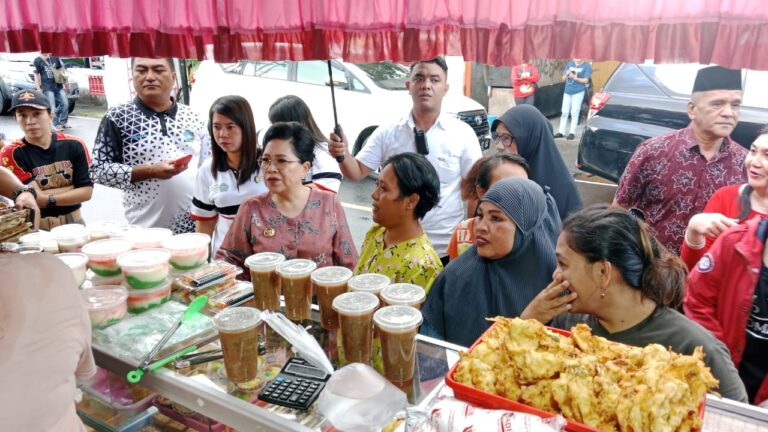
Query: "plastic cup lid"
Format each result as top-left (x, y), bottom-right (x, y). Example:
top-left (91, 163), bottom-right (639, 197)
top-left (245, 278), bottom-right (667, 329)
top-left (116, 248), bottom-right (171, 269)
top-left (380, 283), bottom-right (426, 305)
top-left (276, 259), bottom-right (317, 277)
top-left (373, 305), bottom-right (423, 332)
top-left (50, 224), bottom-right (87, 241)
top-left (55, 252), bottom-right (88, 268)
top-left (348, 273), bottom-right (391, 294)
top-left (244, 252), bottom-right (286, 271)
top-left (81, 238), bottom-right (133, 257)
top-left (81, 286), bottom-right (128, 311)
top-left (87, 221), bottom-right (123, 236)
top-left (18, 231), bottom-right (53, 245)
top-left (213, 306), bottom-right (261, 332)
top-left (332, 291), bottom-right (380, 315)
top-left (311, 266), bottom-right (353, 285)
top-left (161, 233), bottom-right (211, 251)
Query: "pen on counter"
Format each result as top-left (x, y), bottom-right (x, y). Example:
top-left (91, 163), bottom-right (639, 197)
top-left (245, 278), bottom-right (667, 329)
top-left (174, 353), bottom-right (224, 369)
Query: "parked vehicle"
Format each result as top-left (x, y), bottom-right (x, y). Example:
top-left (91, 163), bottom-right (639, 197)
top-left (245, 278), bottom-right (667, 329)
top-left (577, 62), bottom-right (768, 182)
top-left (190, 60), bottom-right (491, 154)
top-left (0, 52), bottom-right (80, 114)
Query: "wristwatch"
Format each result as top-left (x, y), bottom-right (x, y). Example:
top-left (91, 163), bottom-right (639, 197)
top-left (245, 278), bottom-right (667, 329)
top-left (11, 184), bottom-right (37, 200)
top-left (47, 194), bottom-right (57, 208)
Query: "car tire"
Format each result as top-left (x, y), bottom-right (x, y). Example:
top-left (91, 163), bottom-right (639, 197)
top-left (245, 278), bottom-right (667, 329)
top-left (68, 101), bottom-right (76, 114)
top-left (352, 126), bottom-right (378, 156)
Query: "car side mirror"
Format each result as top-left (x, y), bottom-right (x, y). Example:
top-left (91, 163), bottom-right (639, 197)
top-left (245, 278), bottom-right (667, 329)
top-left (326, 79), bottom-right (349, 90)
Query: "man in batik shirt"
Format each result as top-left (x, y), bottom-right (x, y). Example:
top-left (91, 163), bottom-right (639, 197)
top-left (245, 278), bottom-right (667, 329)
top-left (614, 66), bottom-right (746, 254)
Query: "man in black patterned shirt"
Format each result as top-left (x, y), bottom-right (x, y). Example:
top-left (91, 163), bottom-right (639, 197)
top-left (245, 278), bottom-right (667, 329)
top-left (90, 58), bottom-right (210, 233)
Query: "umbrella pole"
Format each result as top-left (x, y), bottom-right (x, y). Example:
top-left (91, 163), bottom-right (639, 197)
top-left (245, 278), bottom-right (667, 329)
top-left (328, 60), bottom-right (344, 162)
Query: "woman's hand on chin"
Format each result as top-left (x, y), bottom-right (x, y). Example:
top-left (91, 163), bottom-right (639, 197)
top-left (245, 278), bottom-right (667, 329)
top-left (520, 275), bottom-right (577, 323)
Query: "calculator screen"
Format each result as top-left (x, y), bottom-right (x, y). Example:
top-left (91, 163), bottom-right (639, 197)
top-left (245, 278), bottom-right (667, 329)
top-left (285, 363), bottom-right (327, 379)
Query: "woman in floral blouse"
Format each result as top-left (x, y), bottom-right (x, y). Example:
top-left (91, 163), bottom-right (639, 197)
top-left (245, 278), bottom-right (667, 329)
top-left (216, 122), bottom-right (357, 276)
top-left (355, 152), bottom-right (443, 292)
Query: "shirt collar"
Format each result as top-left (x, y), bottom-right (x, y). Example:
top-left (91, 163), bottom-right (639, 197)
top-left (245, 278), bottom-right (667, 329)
top-left (134, 96), bottom-right (178, 118)
top-left (683, 124), bottom-right (734, 152)
top-left (401, 111), bottom-right (449, 132)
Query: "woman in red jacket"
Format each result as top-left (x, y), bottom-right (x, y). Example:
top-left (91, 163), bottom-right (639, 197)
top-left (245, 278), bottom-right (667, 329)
top-left (681, 127), bottom-right (768, 269)
top-left (686, 216), bottom-right (768, 406)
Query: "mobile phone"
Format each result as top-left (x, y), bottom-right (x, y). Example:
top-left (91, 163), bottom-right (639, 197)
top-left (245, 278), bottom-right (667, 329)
top-left (173, 154), bottom-right (193, 167)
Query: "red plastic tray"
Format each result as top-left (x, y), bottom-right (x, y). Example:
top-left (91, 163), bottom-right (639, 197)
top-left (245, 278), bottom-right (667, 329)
top-left (445, 322), bottom-right (704, 432)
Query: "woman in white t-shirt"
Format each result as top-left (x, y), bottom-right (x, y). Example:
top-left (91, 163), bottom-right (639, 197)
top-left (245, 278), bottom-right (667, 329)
top-left (192, 95), bottom-right (268, 253)
top-left (268, 95), bottom-right (343, 193)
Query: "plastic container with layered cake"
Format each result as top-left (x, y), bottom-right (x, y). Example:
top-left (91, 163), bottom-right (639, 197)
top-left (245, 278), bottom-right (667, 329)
top-left (51, 224), bottom-right (89, 252)
top-left (117, 248), bottom-right (171, 290)
top-left (81, 238), bottom-right (133, 277)
top-left (126, 279), bottom-right (172, 314)
top-left (127, 227), bottom-right (173, 250)
top-left (82, 286), bottom-right (128, 328)
top-left (161, 233), bottom-right (211, 271)
top-left (55, 252), bottom-right (89, 287)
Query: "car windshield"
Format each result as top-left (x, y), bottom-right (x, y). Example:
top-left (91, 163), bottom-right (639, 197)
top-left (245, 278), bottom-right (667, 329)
top-left (356, 62), bottom-right (409, 90)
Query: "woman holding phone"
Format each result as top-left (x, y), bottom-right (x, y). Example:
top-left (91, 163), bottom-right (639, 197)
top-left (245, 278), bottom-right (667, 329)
top-left (191, 96), bottom-right (267, 253)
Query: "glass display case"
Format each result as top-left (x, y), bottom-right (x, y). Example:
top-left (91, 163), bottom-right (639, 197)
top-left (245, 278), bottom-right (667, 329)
top-left (91, 302), bottom-right (768, 431)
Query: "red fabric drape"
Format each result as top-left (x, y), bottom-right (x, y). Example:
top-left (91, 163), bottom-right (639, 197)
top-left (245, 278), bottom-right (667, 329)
top-left (2, 0), bottom-right (768, 69)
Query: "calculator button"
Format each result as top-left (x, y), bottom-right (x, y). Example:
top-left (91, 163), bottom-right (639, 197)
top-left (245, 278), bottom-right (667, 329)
top-left (289, 394), bottom-right (300, 403)
top-left (279, 394), bottom-right (289, 400)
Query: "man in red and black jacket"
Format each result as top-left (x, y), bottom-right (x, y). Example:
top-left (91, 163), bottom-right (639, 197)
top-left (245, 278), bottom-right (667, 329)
top-left (0, 90), bottom-right (92, 229)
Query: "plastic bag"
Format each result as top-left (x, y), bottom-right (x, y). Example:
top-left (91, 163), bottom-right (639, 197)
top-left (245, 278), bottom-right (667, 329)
top-left (318, 363), bottom-right (407, 432)
top-left (421, 397), bottom-right (566, 432)
top-left (259, 311), bottom-right (333, 374)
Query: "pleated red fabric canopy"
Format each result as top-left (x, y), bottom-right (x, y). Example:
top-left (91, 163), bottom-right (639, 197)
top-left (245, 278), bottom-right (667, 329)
top-left (2, 0), bottom-right (768, 69)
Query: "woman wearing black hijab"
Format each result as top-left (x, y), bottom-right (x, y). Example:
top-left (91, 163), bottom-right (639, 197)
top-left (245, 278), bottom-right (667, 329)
top-left (491, 105), bottom-right (582, 220)
top-left (422, 177), bottom-right (561, 347)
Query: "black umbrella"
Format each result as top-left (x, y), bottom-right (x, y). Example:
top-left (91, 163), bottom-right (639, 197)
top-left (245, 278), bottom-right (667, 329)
top-left (327, 60), bottom-right (344, 162)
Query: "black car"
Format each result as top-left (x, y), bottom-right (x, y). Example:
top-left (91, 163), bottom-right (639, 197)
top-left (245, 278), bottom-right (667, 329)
top-left (577, 63), bottom-right (768, 182)
top-left (0, 53), bottom-right (79, 114)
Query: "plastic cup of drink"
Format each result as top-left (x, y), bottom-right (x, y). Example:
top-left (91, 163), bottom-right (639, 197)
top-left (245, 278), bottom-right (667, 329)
top-left (213, 307), bottom-right (261, 384)
top-left (161, 233), bottom-right (211, 271)
top-left (380, 283), bottom-right (426, 309)
top-left (81, 238), bottom-right (132, 277)
top-left (373, 305), bottom-right (423, 383)
top-left (244, 252), bottom-right (286, 311)
top-left (276, 259), bottom-right (317, 321)
top-left (82, 285), bottom-right (128, 328)
top-left (348, 273), bottom-right (391, 299)
top-left (117, 248), bottom-right (171, 290)
top-left (333, 292), bottom-right (380, 364)
top-left (127, 227), bottom-right (173, 249)
top-left (51, 224), bottom-right (89, 252)
top-left (55, 252), bottom-right (89, 287)
top-left (311, 266), bottom-right (353, 330)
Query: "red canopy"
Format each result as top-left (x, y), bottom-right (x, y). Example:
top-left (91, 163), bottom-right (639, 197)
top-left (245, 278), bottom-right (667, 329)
top-left (2, 0), bottom-right (768, 69)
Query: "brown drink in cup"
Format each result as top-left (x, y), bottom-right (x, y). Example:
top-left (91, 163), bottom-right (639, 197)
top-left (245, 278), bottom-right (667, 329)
top-left (276, 259), bottom-right (317, 321)
top-left (374, 305), bottom-right (423, 384)
top-left (245, 252), bottom-right (286, 311)
top-left (213, 307), bottom-right (261, 385)
top-left (380, 283), bottom-right (426, 309)
top-left (333, 292), bottom-right (379, 364)
top-left (311, 266), bottom-right (353, 330)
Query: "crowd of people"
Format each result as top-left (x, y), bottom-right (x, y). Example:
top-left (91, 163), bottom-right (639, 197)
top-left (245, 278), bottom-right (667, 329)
top-left (2, 56), bottom-right (768, 431)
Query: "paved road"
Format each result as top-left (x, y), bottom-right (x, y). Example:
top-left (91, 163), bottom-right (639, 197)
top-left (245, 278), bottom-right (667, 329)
top-left (0, 109), bottom-right (616, 250)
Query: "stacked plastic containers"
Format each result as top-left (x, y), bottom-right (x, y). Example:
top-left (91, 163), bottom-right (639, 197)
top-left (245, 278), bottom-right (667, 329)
top-left (161, 233), bottom-right (211, 272)
top-left (117, 249), bottom-right (172, 314)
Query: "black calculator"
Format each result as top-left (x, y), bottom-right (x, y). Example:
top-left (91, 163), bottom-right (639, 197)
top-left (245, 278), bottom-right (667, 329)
top-left (258, 356), bottom-right (331, 410)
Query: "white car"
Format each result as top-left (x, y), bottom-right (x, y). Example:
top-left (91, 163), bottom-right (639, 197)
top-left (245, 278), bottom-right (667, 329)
top-left (190, 60), bottom-right (491, 153)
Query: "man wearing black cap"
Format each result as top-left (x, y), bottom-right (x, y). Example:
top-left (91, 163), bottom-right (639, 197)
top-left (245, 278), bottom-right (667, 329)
top-left (0, 90), bottom-right (93, 229)
top-left (614, 65), bottom-right (747, 254)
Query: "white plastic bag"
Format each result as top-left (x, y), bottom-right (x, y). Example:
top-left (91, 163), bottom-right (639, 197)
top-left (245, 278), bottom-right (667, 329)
top-left (426, 398), bottom-right (566, 432)
top-left (260, 311), bottom-right (333, 374)
top-left (318, 363), bottom-right (407, 432)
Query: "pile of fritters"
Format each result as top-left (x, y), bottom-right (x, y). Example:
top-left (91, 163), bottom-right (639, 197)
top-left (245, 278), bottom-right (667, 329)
top-left (453, 317), bottom-right (717, 432)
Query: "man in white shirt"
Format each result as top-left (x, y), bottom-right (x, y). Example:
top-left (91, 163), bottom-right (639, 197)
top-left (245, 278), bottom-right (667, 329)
top-left (329, 57), bottom-right (481, 260)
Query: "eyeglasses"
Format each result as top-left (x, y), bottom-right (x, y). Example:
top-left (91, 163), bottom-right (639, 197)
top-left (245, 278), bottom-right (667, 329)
top-left (260, 158), bottom-right (302, 170)
top-left (492, 132), bottom-right (515, 147)
top-left (413, 127), bottom-right (429, 155)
